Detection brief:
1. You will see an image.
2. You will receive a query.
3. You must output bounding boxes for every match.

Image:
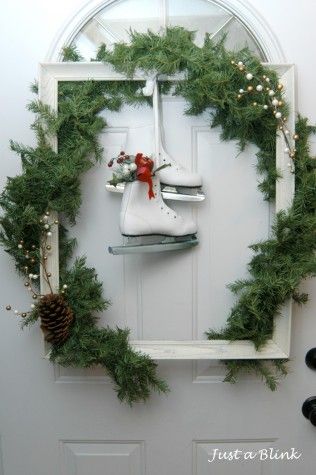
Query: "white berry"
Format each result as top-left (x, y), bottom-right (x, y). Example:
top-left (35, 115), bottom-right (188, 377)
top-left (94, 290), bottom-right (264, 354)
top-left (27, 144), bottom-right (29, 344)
top-left (268, 90), bottom-right (275, 96)
top-left (63, 284), bottom-right (68, 289)
top-left (263, 105), bottom-right (268, 110)
top-left (31, 304), bottom-right (35, 309)
top-left (44, 224), bottom-right (50, 229)
top-left (272, 99), bottom-right (279, 106)
top-left (29, 273), bottom-right (33, 279)
top-left (239, 89), bottom-right (244, 94)
top-left (256, 85), bottom-right (263, 92)
top-left (237, 61), bottom-right (243, 66)
top-left (122, 165), bottom-right (131, 176)
top-left (18, 244), bottom-right (23, 249)
top-left (47, 231), bottom-right (52, 237)
top-left (275, 112), bottom-right (282, 119)
top-left (32, 274), bottom-right (38, 280)
top-left (14, 310), bottom-right (18, 314)
top-left (246, 73), bottom-right (253, 80)
top-left (284, 148), bottom-right (289, 153)
top-left (265, 77), bottom-right (270, 82)
top-left (129, 163), bottom-right (137, 172)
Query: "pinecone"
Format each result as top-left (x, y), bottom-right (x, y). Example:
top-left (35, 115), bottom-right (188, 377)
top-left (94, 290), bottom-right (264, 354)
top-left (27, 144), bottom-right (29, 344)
top-left (38, 294), bottom-right (74, 345)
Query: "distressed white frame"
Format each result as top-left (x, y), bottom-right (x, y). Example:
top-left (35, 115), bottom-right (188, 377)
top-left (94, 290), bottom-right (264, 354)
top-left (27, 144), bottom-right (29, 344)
top-left (39, 62), bottom-right (295, 360)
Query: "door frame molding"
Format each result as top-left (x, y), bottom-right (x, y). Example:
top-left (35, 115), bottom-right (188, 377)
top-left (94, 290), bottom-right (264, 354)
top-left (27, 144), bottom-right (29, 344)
top-left (39, 61), bottom-right (295, 360)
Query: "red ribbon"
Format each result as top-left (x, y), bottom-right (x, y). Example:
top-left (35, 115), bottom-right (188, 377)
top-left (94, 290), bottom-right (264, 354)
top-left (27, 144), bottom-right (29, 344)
top-left (135, 153), bottom-right (155, 199)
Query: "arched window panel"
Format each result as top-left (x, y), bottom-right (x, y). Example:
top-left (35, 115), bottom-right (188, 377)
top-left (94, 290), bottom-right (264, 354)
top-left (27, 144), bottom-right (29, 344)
top-left (72, 0), bottom-right (266, 61)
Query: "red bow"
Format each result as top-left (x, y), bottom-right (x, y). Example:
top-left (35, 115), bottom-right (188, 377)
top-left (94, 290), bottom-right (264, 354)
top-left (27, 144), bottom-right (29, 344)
top-left (135, 153), bottom-right (155, 199)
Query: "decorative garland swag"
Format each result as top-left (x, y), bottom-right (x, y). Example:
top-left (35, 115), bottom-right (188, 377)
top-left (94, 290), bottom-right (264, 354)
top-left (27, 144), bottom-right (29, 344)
top-left (1, 28), bottom-right (316, 404)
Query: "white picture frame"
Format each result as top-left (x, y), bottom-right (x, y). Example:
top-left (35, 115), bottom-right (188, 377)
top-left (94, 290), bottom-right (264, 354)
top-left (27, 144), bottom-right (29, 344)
top-left (39, 62), bottom-right (295, 360)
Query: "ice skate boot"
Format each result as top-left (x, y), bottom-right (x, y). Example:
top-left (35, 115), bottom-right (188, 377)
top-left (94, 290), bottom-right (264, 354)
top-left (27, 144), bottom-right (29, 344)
top-left (151, 77), bottom-right (204, 202)
top-left (155, 139), bottom-right (204, 201)
top-left (106, 76), bottom-right (205, 202)
top-left (108, 175), bottom-right (198, 255)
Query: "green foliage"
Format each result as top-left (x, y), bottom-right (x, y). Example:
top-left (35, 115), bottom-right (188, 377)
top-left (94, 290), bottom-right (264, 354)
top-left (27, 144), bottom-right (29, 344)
top-left (50, 258), bottom-right (169, 404)
top-left (62, 45), bottom-right (83, 62)
top-left (1, 27), bottom-right (315, 398)
top-left (100, 27), bottom-right (316, 390)
top-left (0, 59), bottom-right (169, 405)
top-left (207, 116), bottom-right (316, 388)
top-left (100, 27), bottom-right (287, 200)
top-left (223, 359), bottom-right (288, 391)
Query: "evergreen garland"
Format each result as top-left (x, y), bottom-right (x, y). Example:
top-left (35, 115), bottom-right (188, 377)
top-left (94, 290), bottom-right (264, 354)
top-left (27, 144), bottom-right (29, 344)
top-left (1, 27), bottom-right (315, 398)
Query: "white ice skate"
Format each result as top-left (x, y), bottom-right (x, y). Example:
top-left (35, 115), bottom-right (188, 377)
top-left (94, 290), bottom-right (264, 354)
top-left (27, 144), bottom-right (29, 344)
top-left (151, 77), bottom-right (204, 202)
top-left (108, 175), bottom-right (198, 255)
top-left (106, 76), bottom-right (205, 202)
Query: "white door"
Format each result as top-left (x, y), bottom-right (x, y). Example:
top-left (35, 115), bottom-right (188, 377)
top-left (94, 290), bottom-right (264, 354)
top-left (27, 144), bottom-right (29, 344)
top-left (1, 1), bottom-right (316, 474)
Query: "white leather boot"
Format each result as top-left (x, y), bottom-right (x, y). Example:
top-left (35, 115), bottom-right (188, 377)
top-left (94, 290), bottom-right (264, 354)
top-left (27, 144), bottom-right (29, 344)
top-left (120, 175), bottom-right (197, 237)
top-left (144, 77), bottom-right (203, 190)
top-left (156, 142), bottom-right (202, 188)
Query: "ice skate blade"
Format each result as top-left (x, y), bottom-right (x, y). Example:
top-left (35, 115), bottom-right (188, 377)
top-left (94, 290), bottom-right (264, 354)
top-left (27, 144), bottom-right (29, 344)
top-left (106, 183), bottom-right (205, 202)
top-left (161, 185), bottom-right (205, 202)
top-left (108, 235), bottom-right (198, 255)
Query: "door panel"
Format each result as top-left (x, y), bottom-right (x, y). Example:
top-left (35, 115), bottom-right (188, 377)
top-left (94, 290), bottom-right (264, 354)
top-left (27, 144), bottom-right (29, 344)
top-left (1, 1), bottom-right (316, 475)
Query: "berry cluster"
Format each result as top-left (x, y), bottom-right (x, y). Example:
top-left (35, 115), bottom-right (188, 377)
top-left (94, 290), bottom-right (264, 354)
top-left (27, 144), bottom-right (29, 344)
top-left (5, 212), bottom-right (68, 319)
top-left (231, 59), bottom-right (299, 169)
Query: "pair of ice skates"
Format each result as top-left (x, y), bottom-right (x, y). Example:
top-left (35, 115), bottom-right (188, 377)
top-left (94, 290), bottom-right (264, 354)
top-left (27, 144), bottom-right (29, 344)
top-left (108, 77), bottom-right (204, 255)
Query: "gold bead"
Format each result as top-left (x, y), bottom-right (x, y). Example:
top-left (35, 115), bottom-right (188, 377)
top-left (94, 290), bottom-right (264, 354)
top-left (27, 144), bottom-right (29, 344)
top-left (279, 126), bottom-right (283, 130)
top-left (293, 134), bottom-right (299, 140)
top-left (237, 94), bottom-right (242, 99)
top-left (278, 101), bottom-right (283, 107)
top-left (31, 258), bottom-right (35, 264)
top-left (277, 83), bottom-right (284, 90)
top-left (45, 211), bottom-right (50, 216)
top-left (289, 152), bottom-right (295, 158)
top-left (24, 266), bottom-right (28, 271)
top-left (47, 272), bottom-right (52, 277)
top-left (32, 294), bottom-right (37, 299)
top-left (24, 282), bottom-right (30, 287)
top-left (6, 305), bottom-right (11, 311)
top-left (231, 60), bottom-right (235, 65)
top-left (21, 313), bottom-right (27, 318)
top-left (247, 86), bottom-right (253, 92)
top-left (253, 102), bottom-right (257, 106)
top-left (238, 66), bottom-right (244, 71)
top-left (266, 87), bottom-right (270, 91)
top-left (54, 220), bottom-right (59, 225)
top-left (262, 75), bottom-right (267, 79)
top-left (31, 245), bottom-right (36, 249)
top-left (20, 240), bottom-right (24, 244)
top-left (43, 256), bottom-right (48, 260)
top-left (46, 245), bottom-right (51, 250)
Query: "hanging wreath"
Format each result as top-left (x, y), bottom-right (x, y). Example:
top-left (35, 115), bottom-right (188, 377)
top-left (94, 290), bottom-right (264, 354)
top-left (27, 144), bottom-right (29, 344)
top-left (1, 28), bottom-right (316, 404)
